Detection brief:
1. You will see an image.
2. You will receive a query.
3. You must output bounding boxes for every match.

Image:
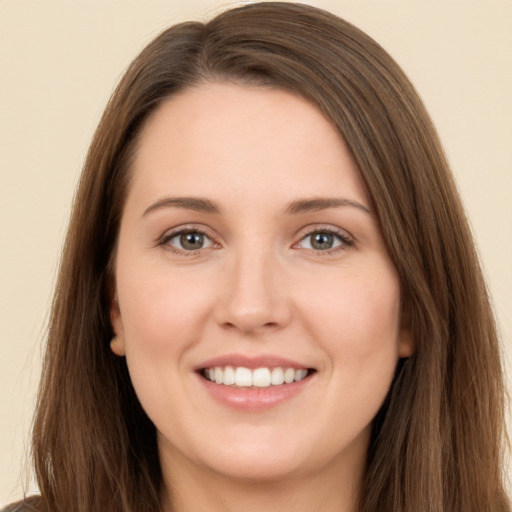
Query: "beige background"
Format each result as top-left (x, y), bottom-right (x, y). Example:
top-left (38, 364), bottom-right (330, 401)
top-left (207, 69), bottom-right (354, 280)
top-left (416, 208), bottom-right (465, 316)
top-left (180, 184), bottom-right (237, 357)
top-left (1, 0), bottom-right (511, 505)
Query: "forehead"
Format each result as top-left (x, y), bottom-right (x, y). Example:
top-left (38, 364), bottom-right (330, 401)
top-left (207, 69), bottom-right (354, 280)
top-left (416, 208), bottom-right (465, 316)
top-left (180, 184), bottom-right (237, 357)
top-left (127, 81), bottom-right (369, 212)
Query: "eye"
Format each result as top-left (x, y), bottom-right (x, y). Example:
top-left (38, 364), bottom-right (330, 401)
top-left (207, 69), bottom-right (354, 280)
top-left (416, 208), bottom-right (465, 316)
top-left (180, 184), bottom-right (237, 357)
top-left (296, 229), bottom-right (352, 252)
top-left (164, 229), bottom-right (214, 252)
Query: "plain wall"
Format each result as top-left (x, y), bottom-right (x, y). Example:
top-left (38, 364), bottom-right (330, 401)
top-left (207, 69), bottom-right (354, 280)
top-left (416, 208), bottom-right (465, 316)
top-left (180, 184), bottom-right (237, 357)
top-left (1, 0), bottom-right (511, 505)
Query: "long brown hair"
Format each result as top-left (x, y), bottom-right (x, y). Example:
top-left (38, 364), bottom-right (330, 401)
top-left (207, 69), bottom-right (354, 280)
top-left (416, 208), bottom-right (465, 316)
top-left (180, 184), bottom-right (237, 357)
top-left (27, 3), bottom-right (509, 511)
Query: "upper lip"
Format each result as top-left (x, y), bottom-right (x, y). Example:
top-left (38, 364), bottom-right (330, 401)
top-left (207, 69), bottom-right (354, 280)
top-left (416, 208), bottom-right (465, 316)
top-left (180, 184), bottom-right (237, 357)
top-left (195, 354), bottom-right (314, 371)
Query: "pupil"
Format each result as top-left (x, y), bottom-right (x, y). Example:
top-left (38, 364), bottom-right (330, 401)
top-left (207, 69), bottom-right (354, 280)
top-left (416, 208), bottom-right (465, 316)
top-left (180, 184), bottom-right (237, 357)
top-left (312, 233), bottom-right (333, 250)
top-left (181, 232), bottom-right (204, 250)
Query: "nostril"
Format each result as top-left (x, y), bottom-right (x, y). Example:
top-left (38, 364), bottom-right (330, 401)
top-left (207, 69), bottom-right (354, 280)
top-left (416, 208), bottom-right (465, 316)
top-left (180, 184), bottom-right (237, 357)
top-left (220, 320), bottom-right (280, 334)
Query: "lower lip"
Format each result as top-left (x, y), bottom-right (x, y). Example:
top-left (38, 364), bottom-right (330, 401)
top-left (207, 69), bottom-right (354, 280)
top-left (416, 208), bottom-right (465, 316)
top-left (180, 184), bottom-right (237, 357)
top-left (197, 373), bottom-right (314, 411)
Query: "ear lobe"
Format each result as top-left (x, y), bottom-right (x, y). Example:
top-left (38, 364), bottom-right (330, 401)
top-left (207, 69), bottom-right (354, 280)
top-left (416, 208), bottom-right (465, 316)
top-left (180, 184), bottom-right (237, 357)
top-left (109, 286), bottom-right (126, 356)
top-left (110, 335), bottom-right (126, 356)
top-left (398, 326), bottom-right (415, 358)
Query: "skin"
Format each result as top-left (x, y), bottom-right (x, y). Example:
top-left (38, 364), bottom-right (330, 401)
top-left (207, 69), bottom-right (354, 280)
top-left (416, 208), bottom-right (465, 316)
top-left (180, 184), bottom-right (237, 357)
top-left (110, 82), bottom-right (413, 512)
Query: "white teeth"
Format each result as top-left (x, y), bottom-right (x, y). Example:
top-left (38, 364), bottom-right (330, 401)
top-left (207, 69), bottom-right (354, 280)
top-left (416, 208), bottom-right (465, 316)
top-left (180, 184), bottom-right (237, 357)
top-left (234, 367), bottom-right (252, 387)
top-left (223, 365), bottom-right (235, 385)
top-left (252, 368), bottom-right (271, 387)
top-left (295, 369), bottom-right (308, 382)
top-left (271, 367), bottom-right (285, 385)
top-left (204, 366), bottom-right (311, 388)
top-left (284, 368), bottom-right (295, 384)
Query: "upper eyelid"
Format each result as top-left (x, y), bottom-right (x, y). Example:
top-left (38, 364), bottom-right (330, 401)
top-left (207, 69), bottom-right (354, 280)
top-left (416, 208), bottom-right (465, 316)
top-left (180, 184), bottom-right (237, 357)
top-left (159, 224), bottom-right (215, 239)
top-left (295, 224), bottom-right (354, 242)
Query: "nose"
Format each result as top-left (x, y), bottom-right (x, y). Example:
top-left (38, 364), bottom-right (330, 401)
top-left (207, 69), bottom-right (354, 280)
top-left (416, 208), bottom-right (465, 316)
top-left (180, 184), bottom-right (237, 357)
top-left (213, 246), bottom-right (292, 335)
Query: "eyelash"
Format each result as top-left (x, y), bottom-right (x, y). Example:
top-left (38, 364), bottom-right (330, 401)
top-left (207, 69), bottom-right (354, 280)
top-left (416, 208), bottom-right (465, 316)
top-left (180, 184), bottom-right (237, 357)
top-left (296, 227), bottom-right (354, 255)
top-left (157, 226), bottom-right (354, 256)
top-left (158, 226), bottom-right (214, 256)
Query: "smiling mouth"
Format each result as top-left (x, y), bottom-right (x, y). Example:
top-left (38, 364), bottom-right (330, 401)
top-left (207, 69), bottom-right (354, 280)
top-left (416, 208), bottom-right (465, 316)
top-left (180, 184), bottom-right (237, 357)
top-left (200, 366), bottom-right (315, 388)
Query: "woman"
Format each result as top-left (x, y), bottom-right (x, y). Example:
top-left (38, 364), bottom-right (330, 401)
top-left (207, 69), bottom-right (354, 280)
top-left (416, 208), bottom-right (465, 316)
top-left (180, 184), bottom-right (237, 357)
top-left (5, 2), bottom-right (509, 511)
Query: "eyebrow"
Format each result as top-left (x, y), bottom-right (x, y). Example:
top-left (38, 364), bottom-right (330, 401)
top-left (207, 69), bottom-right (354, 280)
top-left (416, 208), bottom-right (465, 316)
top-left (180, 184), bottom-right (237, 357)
top-left (143, 197), bottom-right (221, 216)
top-left (285, 197), bottom-right (372, 216)
top-left (142, 195), bottom-right (371, 217)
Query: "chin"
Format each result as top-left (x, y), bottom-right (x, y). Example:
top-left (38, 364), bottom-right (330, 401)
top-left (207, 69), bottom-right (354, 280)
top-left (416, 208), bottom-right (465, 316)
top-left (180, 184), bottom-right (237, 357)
top-left (159, 427), bottom-right (320, 483)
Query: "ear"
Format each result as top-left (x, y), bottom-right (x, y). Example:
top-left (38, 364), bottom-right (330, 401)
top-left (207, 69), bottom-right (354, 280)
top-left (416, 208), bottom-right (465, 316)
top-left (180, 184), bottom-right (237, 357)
top-left (398, 325), bottom-right (415, 358)
top-left (109, 282), bottom-right (126, 357)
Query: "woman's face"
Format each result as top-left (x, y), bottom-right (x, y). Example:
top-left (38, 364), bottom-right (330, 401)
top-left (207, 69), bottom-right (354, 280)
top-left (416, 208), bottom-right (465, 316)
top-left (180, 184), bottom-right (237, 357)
top-left (111, 82), bottom-right (413, 485)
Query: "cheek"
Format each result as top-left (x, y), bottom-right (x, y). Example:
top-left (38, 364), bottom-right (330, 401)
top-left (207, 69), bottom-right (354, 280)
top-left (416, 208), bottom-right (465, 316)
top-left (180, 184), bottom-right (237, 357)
top-left (114, 262), bottom-right (218, 424)
top-left (304, 274), bottom-right (400, 347)
top-left (116, 260), bottom-right (217, 357)
top-left (286, 264), bottom-right (402, 462)
top-left (297, 262), bottom-right (402, 379)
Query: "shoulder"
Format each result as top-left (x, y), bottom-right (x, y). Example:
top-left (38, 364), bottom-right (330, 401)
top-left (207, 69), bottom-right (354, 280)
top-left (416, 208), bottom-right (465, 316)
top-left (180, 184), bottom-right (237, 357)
top-left (1, 496), bottom-right (43, 512)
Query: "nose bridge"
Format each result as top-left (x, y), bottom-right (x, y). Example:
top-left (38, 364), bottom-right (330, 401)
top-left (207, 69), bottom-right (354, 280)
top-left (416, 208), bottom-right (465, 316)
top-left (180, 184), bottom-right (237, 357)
top-left (216, 237), bottom-right (290, 333)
